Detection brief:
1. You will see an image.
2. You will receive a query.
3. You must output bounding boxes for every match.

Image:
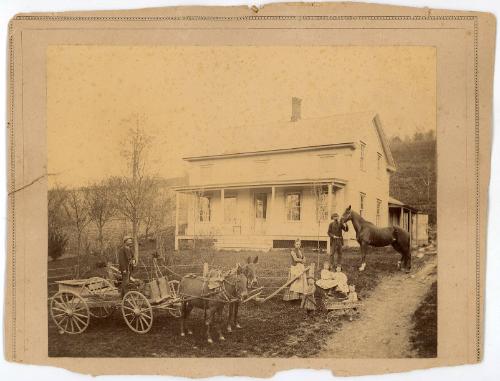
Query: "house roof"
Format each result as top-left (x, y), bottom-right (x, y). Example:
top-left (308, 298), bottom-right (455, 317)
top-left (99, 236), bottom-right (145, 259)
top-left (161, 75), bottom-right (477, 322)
top-left (183, 111), bottom-right (396, 170)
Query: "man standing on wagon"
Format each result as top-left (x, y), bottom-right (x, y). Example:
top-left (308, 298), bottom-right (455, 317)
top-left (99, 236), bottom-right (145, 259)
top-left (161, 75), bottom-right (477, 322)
top-left (118, 235), bottom-right (136, 297)
top-left (328, 213), bottom-right (349, 267)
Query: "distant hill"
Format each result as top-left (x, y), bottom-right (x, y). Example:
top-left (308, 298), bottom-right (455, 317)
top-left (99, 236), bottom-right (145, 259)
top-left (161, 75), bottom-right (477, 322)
top-left (389, 131), bottom-right (436, 225)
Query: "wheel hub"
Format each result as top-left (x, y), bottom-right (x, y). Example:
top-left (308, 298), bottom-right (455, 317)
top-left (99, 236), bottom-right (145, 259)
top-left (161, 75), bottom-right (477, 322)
top-left (134, 308), bottom-right (141, 315)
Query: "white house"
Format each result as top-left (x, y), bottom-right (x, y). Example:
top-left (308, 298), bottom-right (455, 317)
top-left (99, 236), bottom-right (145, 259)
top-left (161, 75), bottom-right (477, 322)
top-left (174, 99), bottom-right (397, 251)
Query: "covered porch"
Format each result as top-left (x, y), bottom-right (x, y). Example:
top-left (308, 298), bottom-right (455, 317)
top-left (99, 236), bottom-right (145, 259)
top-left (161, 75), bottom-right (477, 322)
top-left (388, 196), bottom-right (428, 247)
top-left (173, 178), bottom-right (347, 251)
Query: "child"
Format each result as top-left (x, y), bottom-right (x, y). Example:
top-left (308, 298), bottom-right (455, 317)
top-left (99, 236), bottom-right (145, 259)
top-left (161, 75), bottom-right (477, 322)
top-left (345, 284), bottom-right (358, 302)
top-left (315, 261), bottom-right (337, 290)
top-left (331, 265), bottom-right (349, 296)
top-left (301, 277), bottom-right (317, 315)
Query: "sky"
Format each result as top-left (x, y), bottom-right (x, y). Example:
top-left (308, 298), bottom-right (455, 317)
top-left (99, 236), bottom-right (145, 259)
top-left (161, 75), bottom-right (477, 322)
top-left (47, 45), bottom-right (436, 187)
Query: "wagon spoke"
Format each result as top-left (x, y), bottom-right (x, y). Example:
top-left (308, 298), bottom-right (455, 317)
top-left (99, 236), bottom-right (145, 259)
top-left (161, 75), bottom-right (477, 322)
top-left (54, 300), bottom-right (67, 310)
top-left (64, 316), bottom-right (70, 332)
top-left (71, 316), bottom-right (81, 332)
top-left (69, 317), bottom-right (75, 333)
top-left (55, 314), bottom-right (68, 325)
top-left (138, 316), bottom-right (144, 331)
top-left (52, 306), bottom-right (67, 313)
top-left (122, 305), bottom-right (136, 312)
top-left (135, 316), bottom-right (141, 331)
top-left (72, 314), bottom-right (87, 328)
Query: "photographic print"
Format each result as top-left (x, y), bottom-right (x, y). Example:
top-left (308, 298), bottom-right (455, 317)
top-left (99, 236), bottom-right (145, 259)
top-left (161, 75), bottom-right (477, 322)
top-left (47, 45), bottom-right (437, 358)
top-left (5, 3), bottom-right (494, 376)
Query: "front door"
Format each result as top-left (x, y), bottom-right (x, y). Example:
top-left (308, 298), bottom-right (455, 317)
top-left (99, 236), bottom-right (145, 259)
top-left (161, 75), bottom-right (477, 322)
top-left (254, 193), bottom-right (267, 235)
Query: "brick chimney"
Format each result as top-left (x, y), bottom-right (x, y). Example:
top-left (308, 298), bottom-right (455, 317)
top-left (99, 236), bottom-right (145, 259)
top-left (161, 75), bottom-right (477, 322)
top-left (290, 97), bottom-right (302, 122)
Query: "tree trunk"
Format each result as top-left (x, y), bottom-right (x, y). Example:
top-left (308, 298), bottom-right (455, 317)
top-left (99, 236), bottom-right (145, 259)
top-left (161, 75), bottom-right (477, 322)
top-left (132, 218), bottom-right (139, 262)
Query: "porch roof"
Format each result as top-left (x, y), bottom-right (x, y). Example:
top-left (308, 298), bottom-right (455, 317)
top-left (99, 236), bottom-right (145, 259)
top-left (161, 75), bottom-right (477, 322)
top-left (388, 196), bottom-right (419, 212)
top-left (173, 177), bottom-right (347, 192)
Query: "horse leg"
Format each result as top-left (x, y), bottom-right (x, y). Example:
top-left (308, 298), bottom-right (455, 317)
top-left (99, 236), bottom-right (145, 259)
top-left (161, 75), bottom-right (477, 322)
top-left (358, 242), bottom-right (368, 271)
top-left (181, 302), bottom-right (193, 336)
top-left (180, 302), bottom-right (186, 337)
top-left (226, 303), bottom-right (233, 333)
top-left (234, 302), bottom-right (242, 329)
top-left (206, 307), bottom-right (214, 344)
top-left (217, 306), bottom-right (225, 341)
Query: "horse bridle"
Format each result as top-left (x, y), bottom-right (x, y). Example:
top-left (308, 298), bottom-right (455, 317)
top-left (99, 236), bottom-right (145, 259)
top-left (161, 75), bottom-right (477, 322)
top-left (221, 273), bottom-right (248, 302)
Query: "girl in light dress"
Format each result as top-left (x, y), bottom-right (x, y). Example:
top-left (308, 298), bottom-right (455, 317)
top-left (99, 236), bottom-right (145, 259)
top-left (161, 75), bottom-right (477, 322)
top-left (283, 238), bottom-right (307, 301)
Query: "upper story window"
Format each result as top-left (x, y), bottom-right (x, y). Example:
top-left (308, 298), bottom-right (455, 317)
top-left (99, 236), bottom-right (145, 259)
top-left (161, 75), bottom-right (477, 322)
top-left (360, 142), bottom-right (366, 171)
top-left (198, 195), bottom-right (211, 222)
top-left (360, 192), bottom-right (366, 218)
top-left (376, 198), bottom-right (382, 226)
top-left (286, 192), bottom-right (301, 221)
top-left (377, 152), bottom-right (382, 177)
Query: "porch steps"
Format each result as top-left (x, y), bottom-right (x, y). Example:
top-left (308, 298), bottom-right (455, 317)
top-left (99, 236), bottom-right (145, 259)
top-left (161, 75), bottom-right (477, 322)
top-left (213, 236), bottom-right (273, 252)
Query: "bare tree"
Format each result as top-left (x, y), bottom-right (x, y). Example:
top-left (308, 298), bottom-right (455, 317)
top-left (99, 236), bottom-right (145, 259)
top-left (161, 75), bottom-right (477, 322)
top-left (48, 185), bottom-right (69, 261)
top-left (64, 189), bottom-right (91, 277)
top-left (84, 180), bottom-right (117, 257)
top-left (311, 182), bottom-right (328, 267)
top-left (113, 116), bottom-right (157, 261)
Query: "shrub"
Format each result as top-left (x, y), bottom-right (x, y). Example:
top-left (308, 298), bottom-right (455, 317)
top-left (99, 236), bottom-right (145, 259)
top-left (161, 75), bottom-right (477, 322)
top-left (48, 228), bottom-right (68, 261)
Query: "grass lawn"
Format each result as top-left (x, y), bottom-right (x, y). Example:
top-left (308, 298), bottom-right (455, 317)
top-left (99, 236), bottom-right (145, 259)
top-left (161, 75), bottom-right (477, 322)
top-left (48, 246), bottom-right (425, 357)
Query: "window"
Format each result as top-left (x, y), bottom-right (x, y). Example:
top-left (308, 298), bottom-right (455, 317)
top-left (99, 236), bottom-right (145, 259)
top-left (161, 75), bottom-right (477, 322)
top-left (360, 142), bottom-right (366, 171)
top-left (255, 193), bottom-right (267, 219)
top-left (286, 192), bottom-right (301, 221)
top-left (377, 153), bottom-right (382, 178)
top-left (198, 196), bottom-right (211, 222)
top-left (316, 187), bottom-right (329, 221)
top-left (224, 196), bottom-right (237, 223)
top-left (376, 199), bottom-right (382, 226)
top-left (360, 192), bottom-right (366, 218)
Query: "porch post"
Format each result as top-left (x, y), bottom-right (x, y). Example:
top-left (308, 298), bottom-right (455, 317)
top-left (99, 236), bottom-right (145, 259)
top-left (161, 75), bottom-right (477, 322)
top-left (399, 207), bottom-right (403, 228)
top-left (220, 188), bottom-right (225, 223)
top-left (270, 186), bottom-right (276, 224)
top-left (327, 183), bottom-right (333, 253)
top-left (174, 192), bottom-right (180, 251)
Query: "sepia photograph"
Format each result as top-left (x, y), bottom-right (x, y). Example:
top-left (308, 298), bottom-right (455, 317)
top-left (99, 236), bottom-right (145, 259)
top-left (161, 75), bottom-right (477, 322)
top-left (46, 45), bottom-right (437, 358)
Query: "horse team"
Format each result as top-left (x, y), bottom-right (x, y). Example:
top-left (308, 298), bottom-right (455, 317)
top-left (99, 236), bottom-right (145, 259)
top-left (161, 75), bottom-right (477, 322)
top-left (178, 205), bottom-right (411, 344)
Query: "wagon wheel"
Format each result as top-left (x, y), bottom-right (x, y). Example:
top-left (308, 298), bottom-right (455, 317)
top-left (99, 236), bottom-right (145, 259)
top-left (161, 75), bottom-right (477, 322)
top-left (50, 291), bottom-right (90, 334)
top-left (121, 291), bottom-right (153, 334)
top-left (91, 305), bottom-right (113, 319)
top-left (167, 280), bottom-right (182, 318)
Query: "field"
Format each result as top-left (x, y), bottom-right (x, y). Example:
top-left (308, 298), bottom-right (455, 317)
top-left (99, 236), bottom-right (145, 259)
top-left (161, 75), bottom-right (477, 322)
top-left (48, 246), bottom-right (434, 357)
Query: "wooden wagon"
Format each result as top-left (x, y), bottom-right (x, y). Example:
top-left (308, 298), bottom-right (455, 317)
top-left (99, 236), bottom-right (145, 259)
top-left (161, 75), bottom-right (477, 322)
top-left (50, 273), bottom-right (182, 335)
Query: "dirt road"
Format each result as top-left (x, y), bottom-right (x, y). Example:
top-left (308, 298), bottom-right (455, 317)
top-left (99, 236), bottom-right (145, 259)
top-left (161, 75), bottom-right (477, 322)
top-left (321, 254), bottom-right (437, 358)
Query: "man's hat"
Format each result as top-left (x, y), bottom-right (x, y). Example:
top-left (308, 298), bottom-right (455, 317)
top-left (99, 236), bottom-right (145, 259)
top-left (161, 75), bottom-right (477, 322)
top-left (332, 213), bottom-right (339, 219)
top-left (123, 235), bottom-right (133, 243)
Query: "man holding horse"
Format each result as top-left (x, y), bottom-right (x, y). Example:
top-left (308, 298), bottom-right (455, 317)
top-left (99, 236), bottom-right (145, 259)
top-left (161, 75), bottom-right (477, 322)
top-left (328, 213), bottom-right (349, 267)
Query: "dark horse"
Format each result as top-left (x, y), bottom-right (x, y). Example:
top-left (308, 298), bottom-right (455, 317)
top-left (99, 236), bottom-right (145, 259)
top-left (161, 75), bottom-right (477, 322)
top-left (227, 255), bottom-right (259, 333)
top-left (340, 205), bottom-right (411, 272)
top-left (179, 264), bottom-right (249, 344)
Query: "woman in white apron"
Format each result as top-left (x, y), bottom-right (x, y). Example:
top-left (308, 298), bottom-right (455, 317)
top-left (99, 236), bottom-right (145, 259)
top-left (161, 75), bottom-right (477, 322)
top-left (283, 238), bottom-right (307, 301)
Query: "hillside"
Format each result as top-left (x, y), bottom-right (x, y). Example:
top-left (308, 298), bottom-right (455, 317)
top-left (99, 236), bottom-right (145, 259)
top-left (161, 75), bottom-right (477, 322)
top-left (389, 132), bottom-right (436, 224)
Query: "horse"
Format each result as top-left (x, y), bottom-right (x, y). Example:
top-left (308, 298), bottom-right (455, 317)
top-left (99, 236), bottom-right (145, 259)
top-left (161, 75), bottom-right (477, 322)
top-left (340, 205), bottom-right (411, 272)
top-left (179, 264), bottom-right (249, 344)
top-left (227, 255), bottom-right (259, 333)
